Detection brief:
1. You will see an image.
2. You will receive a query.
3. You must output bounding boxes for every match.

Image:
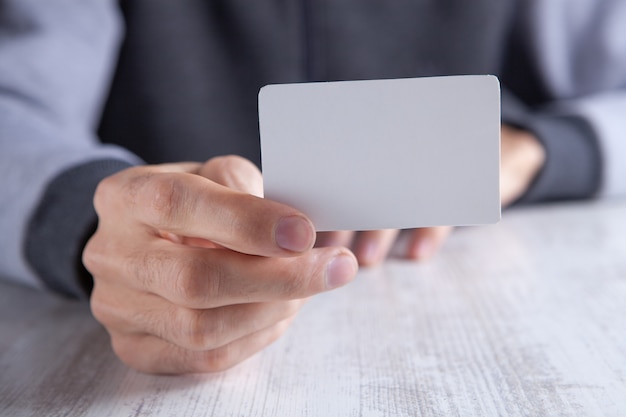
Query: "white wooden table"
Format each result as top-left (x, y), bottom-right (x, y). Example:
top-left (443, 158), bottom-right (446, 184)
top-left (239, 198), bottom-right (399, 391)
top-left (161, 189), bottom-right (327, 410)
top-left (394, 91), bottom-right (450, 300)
top-left (1, 201), bottom-right (625, 416)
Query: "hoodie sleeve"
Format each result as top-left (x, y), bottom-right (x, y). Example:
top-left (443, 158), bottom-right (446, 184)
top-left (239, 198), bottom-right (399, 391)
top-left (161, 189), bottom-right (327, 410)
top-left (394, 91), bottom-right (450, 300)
top-left (508, 0), bottom-right (626, 201)
top-left (0, 0), bottom-right (141, 297)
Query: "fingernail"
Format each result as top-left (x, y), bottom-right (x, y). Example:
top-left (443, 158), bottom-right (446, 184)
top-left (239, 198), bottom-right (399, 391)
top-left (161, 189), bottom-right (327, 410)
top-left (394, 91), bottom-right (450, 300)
top-left (275, 216), bottom-right (314, 252)
top-left (326, 254), bottom-right (357, 289)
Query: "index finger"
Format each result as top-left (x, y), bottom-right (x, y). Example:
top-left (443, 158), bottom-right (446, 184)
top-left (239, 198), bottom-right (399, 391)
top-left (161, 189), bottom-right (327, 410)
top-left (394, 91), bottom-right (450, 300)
top-left (99, 167), bottom-right (316, 257)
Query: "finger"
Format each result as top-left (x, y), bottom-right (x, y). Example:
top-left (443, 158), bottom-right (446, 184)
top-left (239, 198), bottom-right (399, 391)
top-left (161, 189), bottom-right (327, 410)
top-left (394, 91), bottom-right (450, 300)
top-left (91, 282), bottom-right (306, 352)
top-left (315, 230), bottom-right (355, 248)
top-left (95, 167), bottom-right (316, 256)
top-left (197, 155), bottom-right (264, 197)
top-left (352, 229), bottom-right (399, 266)
top-left (110, 316), bottom-right (295, 374)
top-left (93, 239), bottom-right (356, 308)
top-left (181, 156), bottom-right (263, 248)
top-left (406, 226), bottom-right (453, 261)
top-left (148, 245), bottom-right (356, 308)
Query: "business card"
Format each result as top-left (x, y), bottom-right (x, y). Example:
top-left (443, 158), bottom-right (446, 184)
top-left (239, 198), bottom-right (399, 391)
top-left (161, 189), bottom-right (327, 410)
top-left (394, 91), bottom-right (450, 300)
top-left (259, 75), bottom-right (501, 231)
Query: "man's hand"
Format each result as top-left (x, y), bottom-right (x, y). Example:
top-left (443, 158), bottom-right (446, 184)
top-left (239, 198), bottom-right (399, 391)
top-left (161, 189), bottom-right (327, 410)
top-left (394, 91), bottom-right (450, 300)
top-left (499, 124), bottom-right (546, 206)
top-left (83, 156), bottom-right (357, 374)
top-left (317, 124), bottom-right (546, 266)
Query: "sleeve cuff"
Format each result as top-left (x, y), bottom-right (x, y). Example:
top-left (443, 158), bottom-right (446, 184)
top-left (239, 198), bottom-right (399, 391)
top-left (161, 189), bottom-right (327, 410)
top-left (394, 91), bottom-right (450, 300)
top-left (500, 88), bottom-right (602, 204)
top-left (24, 159), bottom-right (133, 298)
top-left (515, 114), bottom-right (603, 203)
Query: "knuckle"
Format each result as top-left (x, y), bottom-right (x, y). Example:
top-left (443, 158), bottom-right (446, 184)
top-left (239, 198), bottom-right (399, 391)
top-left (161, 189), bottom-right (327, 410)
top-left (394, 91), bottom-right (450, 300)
top-left (89, 289), bottom-right (111, 326)
top-left (132, 248), bottom-right (167, 291)
top-left (81, 237), bottom-right (99, 275)
top-left (93, 167), bottom-right (141, 215)
top-left (177, 308), bottom-right (223, 351)
top-left (92, 174), bottom-right (118, 215)
top-left (171, 256), bottom-right (218, 306)
top-left (143, 174), bottom-right (187, 229)
top-left (223, 217), bottom-right (254, 251)
top-left (82, 234), bottom-right (107, 277)
top-left (108, 170), bottom-right (188, 230)
top-left (280, 259), bottom-right (318, 298)
top-left (177, 309), bottom-right (206, 350)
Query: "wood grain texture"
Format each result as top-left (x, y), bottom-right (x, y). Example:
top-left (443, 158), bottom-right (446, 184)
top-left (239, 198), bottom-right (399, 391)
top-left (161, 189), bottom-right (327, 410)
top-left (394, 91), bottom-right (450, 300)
top-left (1, 201), bottom-right (625, 416)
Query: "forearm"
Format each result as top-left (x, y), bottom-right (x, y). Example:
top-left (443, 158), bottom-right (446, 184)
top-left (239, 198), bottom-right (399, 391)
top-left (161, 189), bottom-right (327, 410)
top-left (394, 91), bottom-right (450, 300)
top-left (500, 89), bottom-right (602, 203)
top-left (0, 100), bottom-right (139, 295)
top-left (0, 0), bottom-right (140, 295)
top-left (543, 93), bottom-right (626, 199)
top-left (505, 0), bottom-right (626, 200)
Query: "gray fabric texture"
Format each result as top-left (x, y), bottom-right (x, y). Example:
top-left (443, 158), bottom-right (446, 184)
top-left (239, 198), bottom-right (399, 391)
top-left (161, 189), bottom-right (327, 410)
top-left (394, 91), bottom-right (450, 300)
top-left (25, 159), bottom-right (133, 297)
top-left (0, 0), bottom-right (140, 290)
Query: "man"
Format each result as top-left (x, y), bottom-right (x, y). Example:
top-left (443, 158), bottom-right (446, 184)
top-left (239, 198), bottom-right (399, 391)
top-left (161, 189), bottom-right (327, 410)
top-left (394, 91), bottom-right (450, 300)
top-left (1, 0), bottom-right (624, 373)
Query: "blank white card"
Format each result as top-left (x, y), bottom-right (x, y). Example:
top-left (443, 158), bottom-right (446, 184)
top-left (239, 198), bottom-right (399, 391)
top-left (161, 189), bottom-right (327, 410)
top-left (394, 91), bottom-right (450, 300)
top-left (259, 75), bottom-right (501, 231)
